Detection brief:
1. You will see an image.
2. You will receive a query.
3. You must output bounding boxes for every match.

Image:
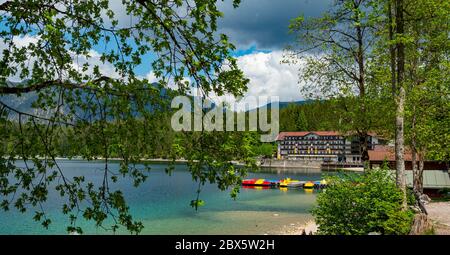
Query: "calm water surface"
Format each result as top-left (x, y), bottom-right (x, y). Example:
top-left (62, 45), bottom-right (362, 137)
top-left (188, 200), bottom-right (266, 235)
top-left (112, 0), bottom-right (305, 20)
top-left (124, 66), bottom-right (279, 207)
top-left (0, 160), bottom-right (327, 235)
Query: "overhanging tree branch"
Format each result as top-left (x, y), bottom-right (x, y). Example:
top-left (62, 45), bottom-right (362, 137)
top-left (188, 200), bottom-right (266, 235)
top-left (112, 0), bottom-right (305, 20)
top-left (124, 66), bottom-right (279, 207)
top-left (0, 1), bottom-right (11, 11)
top-left (0, 76), bottom-right (112, 94)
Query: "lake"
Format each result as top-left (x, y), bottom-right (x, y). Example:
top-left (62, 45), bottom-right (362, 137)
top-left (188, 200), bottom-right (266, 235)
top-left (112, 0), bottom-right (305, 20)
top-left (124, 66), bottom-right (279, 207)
top-left (0, 160), bottom-right (325, 235)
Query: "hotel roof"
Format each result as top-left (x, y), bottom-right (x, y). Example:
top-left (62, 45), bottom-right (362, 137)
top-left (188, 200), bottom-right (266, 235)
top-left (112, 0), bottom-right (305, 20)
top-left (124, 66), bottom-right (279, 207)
top-left (276, 131), bottom-right (341, 140)
top-left (276, 131), bottom-right (380, 141)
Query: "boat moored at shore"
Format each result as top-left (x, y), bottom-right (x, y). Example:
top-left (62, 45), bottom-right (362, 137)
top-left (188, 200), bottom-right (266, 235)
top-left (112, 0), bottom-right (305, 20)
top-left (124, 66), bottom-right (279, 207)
top-left (242, 178), bottom-right (327, 190)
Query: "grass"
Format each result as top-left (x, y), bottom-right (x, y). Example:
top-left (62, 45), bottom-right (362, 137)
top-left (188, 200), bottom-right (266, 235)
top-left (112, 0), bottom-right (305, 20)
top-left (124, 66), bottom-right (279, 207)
top-left (422, 226), bottom-right (436, 235)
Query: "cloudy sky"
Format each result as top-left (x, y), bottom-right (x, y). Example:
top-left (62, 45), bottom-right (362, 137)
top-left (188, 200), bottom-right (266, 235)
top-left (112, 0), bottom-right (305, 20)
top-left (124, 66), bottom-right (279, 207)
top-left (1, 0), bottom-right (333, 106)
top-left (218, 0), bottom-right (331, 50)
top-left (135, 0), bottom-right (332, 105)
top-left (211, 0), bottom-right (332, 105)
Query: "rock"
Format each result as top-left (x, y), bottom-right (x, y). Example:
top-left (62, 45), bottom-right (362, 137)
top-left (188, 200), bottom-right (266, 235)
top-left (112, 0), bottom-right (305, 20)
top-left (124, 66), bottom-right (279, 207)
top-left (410, 205), bottom-right (422, 213)
top-left (273, 213), bottom-right (279, 217)
top-left (419, 194), bottom-right (431, 204)
top-left (303, 221), bottom-right (318, 235)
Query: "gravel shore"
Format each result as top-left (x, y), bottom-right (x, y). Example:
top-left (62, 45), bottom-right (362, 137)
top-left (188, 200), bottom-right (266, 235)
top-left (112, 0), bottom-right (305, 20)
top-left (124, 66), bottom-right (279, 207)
top-left (269, 220), bottom-right (318, 235)
top-left (425, 202), bottom-right (450, 235)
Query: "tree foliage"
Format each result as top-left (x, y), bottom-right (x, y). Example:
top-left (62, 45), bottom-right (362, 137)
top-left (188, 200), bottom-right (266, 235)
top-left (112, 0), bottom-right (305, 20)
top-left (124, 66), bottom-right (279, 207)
top-left (0, 0), bottom-right (252, 234)
top-left (312, 166), bottom-right (414, 235)
top-left (279, 101), bottom-right (341, 132)
top-left (286, 0), bottom-right (390, 164)
top-left (370, 0), bottom-right (450, 196)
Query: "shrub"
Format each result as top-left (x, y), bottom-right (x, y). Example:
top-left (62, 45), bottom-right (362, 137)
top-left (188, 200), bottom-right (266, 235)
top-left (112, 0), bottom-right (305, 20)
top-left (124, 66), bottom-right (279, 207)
top-left (312, 167), bottom-right (414, 235)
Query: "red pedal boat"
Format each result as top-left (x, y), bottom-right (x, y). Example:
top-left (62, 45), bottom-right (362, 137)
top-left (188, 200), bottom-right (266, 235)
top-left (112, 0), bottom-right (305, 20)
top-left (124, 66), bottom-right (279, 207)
top-left (242, 178), bottom-right (273, 186)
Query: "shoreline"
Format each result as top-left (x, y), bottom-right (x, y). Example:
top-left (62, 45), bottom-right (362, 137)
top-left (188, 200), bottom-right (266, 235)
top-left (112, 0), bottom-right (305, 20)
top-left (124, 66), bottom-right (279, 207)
top-left (269, 220), bottom-right (318, 235)
top-left (20, 157), bottom-right (363, 172)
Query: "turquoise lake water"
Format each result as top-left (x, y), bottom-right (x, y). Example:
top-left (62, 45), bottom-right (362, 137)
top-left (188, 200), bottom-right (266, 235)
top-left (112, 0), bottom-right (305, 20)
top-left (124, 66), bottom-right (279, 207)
top-left (0, 160), bottom-right (325, 235)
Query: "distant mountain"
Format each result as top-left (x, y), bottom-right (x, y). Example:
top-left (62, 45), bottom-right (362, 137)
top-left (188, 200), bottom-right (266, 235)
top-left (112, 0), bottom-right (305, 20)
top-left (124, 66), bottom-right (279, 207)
top-left (0, 81), bottom-right (173, 121)
top-left (1, 80), bottom-right (315, 119)
top-left (246, 100), bottom-right (312, 113)
top-left (266, 100), bottom-right (311, 109)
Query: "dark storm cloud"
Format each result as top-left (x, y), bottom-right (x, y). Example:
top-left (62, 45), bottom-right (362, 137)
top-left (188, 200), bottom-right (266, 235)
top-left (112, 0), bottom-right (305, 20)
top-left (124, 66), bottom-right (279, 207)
top-left (218, 0), bottom-right (333, 50)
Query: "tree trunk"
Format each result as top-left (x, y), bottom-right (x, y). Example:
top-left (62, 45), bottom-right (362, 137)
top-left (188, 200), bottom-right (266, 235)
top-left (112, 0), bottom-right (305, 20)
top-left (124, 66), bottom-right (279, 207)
top-left (418, 152), bottom-right (424, 194)
top-left (412, 121), bottom-right (427, 214)
top-left (388, 1), bottom-right (396, 94)
top-left (355, 7), bottom-right (369, 170)
top-left (394, 0), bottom-right (407, 210)
top-left (409, 213), bottom-right (432, 235)
top-left (360, 133), bottom-right (370, 169)
top-left (412, 150), bottom-right (424, 195)
top-left (411, 110), bottom-right (420, 194)
top-left (395, 87), bottom-right (407, 210)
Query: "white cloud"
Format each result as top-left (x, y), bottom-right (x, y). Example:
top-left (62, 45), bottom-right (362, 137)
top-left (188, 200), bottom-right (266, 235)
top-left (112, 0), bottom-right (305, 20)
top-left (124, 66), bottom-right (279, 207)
top-left (0, 35), bottom-right (40, 82)
top-left (70, 49), bottom-right (120, 79)
top-left (0, 35), bottom-right (120, 81)
top-left (142, 51), bottom-right (303, 110)
top-left (207, 50), bottom-right (304, 109)
top-left (237, 51), bottom-right (302, 102)
top-left (2, 26), bottom-right (303, 111)
top-left (145, 71), bottom-right (158, 83)
top-left (12, 35), bottom-right (39, 48)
